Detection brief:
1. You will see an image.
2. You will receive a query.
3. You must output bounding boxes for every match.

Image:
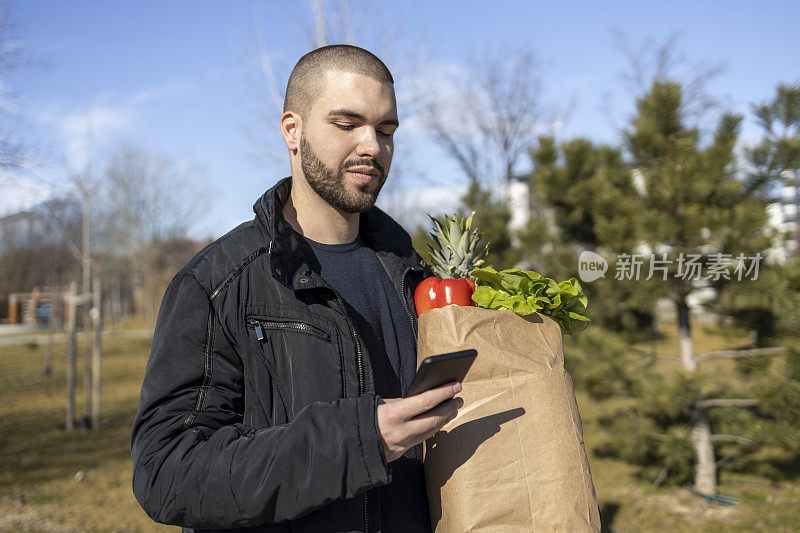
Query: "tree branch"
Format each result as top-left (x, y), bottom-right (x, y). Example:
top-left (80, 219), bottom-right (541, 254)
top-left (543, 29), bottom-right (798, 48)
top-left (652, 461), bottom-right (672, 488)
top-left (696, 399), bottom-right (758, 409)
top-left (632, 353), bottom-right (681, 367)
top-left (67, 242), bottom-right (83, 264)
top-left (711, 434), bottom-right (753, 444)
top-left (254, 10), bottom-right (286, 114)
top-left (695, 347), bottom-right (785, 365)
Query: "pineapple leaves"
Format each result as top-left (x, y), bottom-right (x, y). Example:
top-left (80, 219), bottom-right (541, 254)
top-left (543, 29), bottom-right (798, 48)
top-left (471, 266), bottom-right (591, 335)
top-left (426, 211), bottom-right (489, 279)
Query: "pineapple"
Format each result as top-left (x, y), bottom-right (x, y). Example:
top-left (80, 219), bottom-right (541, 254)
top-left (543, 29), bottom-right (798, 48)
top-left (426, 211), bottom-right (489, 279)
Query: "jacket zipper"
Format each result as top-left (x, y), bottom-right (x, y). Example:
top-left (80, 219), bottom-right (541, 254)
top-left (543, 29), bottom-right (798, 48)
top-left (314, 268), bottom-right (421, 533)
top-left (330, 295), bottom-right (366, 396)
top-left (331, 293), bottom-right (370, 532)
top-left (399, 266), bottom-right (418, 345)
top-left (247, 318), bottom-right (331, 343)
top-left (252, 307), bottom-right (371, 530)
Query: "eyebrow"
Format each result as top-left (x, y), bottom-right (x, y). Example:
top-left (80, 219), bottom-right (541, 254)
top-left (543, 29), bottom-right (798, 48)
top-left (326, 109), bottom-right (399, 127)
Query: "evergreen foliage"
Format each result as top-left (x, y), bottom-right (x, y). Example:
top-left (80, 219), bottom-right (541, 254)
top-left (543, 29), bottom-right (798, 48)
top-left (719, 82), bottom-right (800, 342)
top-left (458, 181), bottom-right (521, 269)
top-left (410, 80), bottom-right (800, 493)
top-left (529, 80), bottom-right (796, 491)
top-left (745, 82), bottom-right (800, 199)
top-left (521, 135), bottom-right (658, 334)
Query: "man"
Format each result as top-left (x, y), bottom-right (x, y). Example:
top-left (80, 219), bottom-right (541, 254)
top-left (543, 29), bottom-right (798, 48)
top-left (131, 45), bottom-right (463, 532)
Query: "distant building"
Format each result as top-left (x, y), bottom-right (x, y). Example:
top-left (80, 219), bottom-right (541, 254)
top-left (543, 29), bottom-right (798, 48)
top-left (5, 289), bottom-right (68, 327)
top-left (380, 176), bottom-right (537, 237)
top-left (502, 176), bottom-right (533, 250)
top-left (502, 176), bottom-right (531, 233)
top-left (764, 170), bottom-right (800, 264)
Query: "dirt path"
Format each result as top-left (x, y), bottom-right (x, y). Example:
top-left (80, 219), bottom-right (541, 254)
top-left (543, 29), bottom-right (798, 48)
top-left (0, 329), bottom-right (153, 347)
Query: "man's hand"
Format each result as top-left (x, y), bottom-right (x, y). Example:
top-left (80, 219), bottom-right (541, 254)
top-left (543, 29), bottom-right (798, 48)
top-left (377, 382), bottom-right (464, 463)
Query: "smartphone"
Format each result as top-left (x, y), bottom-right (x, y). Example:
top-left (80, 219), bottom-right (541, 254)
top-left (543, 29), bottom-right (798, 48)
top-left (405, 348), bottom-right (478, 397)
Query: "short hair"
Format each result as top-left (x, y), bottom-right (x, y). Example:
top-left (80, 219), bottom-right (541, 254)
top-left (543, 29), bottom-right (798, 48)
top-left (283, 45), bottom-right (394, 118)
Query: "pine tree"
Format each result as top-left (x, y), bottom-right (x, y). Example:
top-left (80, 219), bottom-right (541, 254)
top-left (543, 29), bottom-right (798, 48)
top-left (519, 136), bottom-right (659, 334)
top-left (744, 82), bottom-right (800, 201)
top-left (717, 83), bottom-right (800, 341)
top-left (606, 80), bottom-right (785, 495)
top-left (459, 181), bottom-right (521, 269)
top-left (531, 80), bottom-right (795, 495)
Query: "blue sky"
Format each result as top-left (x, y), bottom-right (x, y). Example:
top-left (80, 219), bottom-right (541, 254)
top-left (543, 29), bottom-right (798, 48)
top-left (2, 0), bottom-right (799, 238)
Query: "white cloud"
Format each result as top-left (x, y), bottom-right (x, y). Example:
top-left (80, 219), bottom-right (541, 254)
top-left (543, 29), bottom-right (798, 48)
top-left (0, 80), bottom-right (198, 218)
top-left (0, 175), bottom-right (60, 216)
top-left (377, 183), bottom-right (469, 231)
top-left (126, 80), bottom-right (195, 107)
top-left (35, 80), bottom-right (194, 171)
top-left (0, 79), bottom-right (20, 114)
top-left (57, 104), bottom-right (132, 170)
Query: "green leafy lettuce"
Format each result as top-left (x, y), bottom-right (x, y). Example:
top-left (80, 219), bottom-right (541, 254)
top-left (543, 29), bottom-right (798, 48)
top-left (470, 266), bottom-right (590, 334)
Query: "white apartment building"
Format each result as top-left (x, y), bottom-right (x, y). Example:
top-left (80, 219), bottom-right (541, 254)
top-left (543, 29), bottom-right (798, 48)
top-left (764, 170), bottom-right (800, 264)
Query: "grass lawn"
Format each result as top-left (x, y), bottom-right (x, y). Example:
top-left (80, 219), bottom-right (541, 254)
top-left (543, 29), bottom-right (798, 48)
top-left (0, 316), bottom-right (798, 531)
top-left (0, 321), bottom-right (172, 532)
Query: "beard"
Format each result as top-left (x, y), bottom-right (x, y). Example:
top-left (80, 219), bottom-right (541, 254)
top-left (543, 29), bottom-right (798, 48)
top-left (299, 134), bottom-right (386, 214)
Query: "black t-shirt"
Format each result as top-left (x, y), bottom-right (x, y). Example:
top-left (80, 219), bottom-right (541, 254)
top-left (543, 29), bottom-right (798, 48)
top-left (301, 230), bottom-right (431, 533)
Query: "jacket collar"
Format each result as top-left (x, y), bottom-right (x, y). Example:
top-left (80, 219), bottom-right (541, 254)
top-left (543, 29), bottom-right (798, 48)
top-left (254, 176), bottom-right (425, 291)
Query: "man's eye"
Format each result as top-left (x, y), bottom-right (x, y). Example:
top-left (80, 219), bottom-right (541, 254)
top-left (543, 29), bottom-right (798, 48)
top-left (378, 130), bottom-right (394, 138)
top-left (334, 123), bottom-right (354, 131)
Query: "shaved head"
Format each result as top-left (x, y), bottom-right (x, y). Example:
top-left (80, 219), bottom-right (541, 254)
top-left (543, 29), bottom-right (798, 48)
top-left (283, 45), bottom-right (394, 119)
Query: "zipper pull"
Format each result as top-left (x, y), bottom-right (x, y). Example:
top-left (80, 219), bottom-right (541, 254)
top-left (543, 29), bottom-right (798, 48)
top-left (254, 323), bottom-right (265, 341)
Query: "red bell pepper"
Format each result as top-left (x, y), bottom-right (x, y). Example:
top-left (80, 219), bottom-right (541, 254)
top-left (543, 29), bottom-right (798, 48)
top-left (413, 277), bottom-right (477, 317)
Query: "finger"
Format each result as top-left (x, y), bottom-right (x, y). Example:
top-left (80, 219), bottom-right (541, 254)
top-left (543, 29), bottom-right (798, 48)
top-left (405, 396), bottom-right (463, 437)
top-left (426, 411), bottom-right (457, 440)
top-left (411, 395), bottom-right (463, 422)
top-left (416, 404), bottom-right (461, 445)
top-left (403, 382), bottom-right (462, 418)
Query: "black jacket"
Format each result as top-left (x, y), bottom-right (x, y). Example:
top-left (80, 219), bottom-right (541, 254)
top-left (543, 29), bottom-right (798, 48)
top-left (131, 177), bottom-right (434, 531)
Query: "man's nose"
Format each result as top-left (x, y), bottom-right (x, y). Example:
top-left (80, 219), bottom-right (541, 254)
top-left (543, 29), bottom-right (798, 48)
top-left (356, 128), bottom-right (380, 158)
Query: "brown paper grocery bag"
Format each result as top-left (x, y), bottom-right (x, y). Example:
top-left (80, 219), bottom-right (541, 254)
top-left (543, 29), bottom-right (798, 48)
top-left (417, 305), bottom-right (601, 532)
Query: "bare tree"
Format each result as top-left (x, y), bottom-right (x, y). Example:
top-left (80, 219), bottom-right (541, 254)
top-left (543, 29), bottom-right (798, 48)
top-left (245, 0), bottom-right (377, 165)
top-left (98, 144), bottom-right (208, 322)
top-left (244, 0), bottom-right (428, 224)
top-left (602, 30), bottom-right (725, 140)
top-left (414, 48), bottom-right (551, 193)
top-left (0, 196), bottom-right (82, 294)
top-left (0, 0), bottom-right (38, 170)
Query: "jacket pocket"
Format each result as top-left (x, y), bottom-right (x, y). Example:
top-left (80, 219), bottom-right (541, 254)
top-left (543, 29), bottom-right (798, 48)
top-left (248, 318), bottom-right (332, 343)
top-left (245, 314), bottom-right (343, 420)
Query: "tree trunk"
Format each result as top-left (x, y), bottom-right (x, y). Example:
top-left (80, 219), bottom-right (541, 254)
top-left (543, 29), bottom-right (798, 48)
top-left (81, 186), bottom-right (93, 428)
top-left (676, 295), bottom-right (718, 494)
top-left (44, 286), bottom-right (56, 376)
top-left (691, 406), bottom-right (717, 494)
top-left (676, 298), bottom-right (696, 371)
top-left (66, 282), bottom-right (77, 433)
top-left (91, 276), bottom-right (102, 432)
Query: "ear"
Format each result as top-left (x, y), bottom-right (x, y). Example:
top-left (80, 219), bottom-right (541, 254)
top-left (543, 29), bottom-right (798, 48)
top-left (280, 111), bottom-right (301, 153)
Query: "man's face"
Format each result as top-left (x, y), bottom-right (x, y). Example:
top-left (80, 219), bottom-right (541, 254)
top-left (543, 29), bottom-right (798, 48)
top-left (299, 70), bottom-right (398, 214)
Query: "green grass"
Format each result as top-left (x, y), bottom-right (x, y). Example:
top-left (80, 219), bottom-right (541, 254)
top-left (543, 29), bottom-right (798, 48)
top-left (0, 325), bottom-right (172, 531)
top-left (0, 317), bottom-right (798, 531)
